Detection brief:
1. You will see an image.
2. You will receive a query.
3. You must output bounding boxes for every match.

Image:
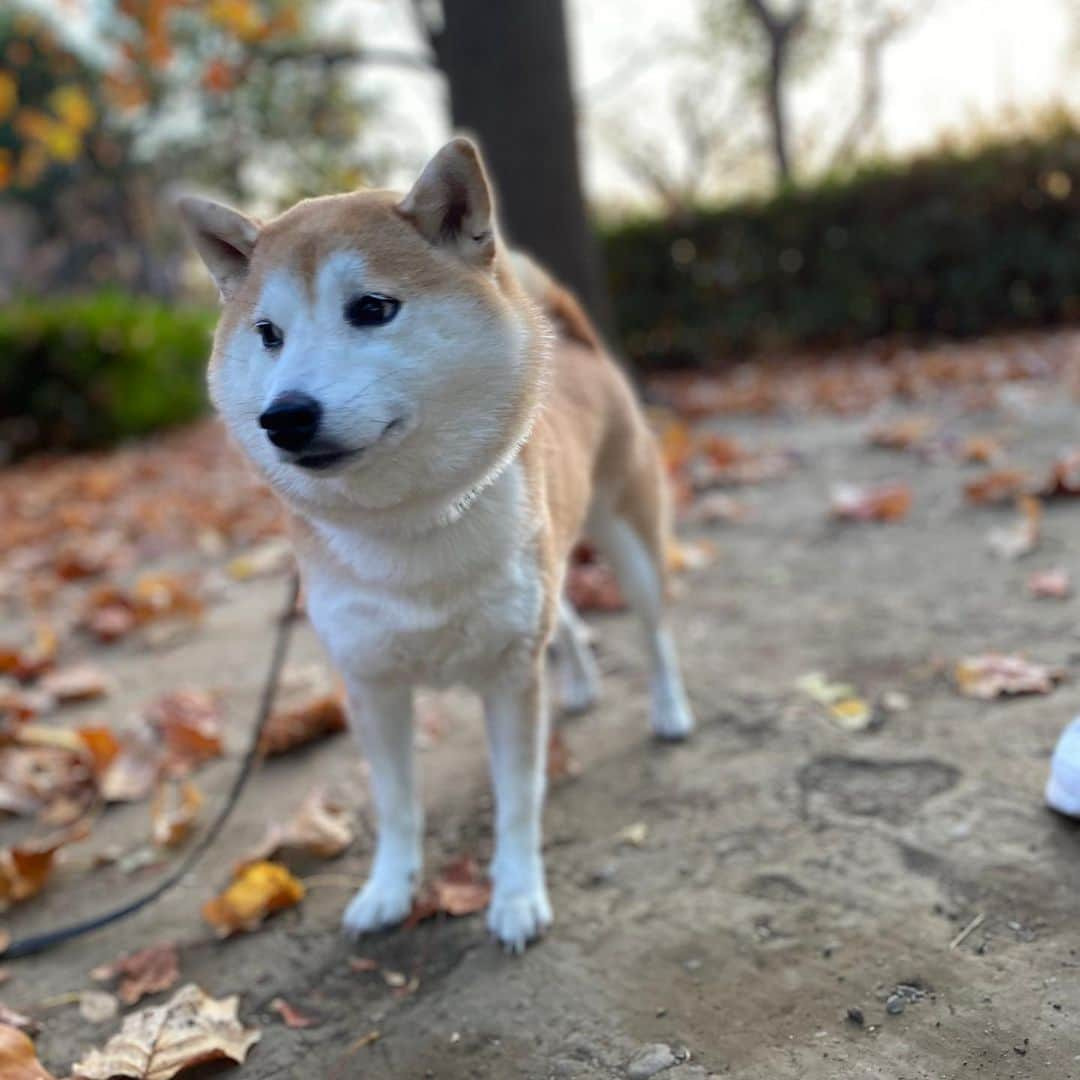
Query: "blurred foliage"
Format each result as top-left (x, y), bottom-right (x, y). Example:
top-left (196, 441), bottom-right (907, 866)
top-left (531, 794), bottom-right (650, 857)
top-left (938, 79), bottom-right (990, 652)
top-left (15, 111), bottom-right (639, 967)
top-left (604, 118), bottom-right (1080, 368)
top-left (0, 2), bottom-right (382, 297)
top-left (0, 293), bottom-right (214, 458)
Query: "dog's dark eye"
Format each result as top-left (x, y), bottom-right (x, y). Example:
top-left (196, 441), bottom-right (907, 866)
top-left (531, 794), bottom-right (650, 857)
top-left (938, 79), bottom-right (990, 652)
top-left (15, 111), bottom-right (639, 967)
top-left (344, 294), bottom-right (400, 328)
top-left (254, 320), bottom-right (283, 350)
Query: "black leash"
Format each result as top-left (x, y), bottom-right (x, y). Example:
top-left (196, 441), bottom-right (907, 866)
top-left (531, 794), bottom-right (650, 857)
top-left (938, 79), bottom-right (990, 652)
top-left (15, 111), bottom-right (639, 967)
top-left (4, 571), bottom-right (301, 960)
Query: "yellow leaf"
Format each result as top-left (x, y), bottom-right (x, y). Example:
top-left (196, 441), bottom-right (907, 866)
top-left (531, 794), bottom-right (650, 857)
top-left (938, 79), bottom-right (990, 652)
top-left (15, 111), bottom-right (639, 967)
top-left (202, 861), bottom-right (305, 935)
top-left (49, 84), bottom-right (95, 132)
top-left (0, 1024), bottom-right (55, 1080)
top-left (0, 71), bottom-right (17, 123)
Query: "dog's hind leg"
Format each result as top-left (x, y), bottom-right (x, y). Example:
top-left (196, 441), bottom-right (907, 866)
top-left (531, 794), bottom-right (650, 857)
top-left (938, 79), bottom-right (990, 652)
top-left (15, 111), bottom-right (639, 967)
top-left (552, 595), bottom-right (600, 715)
top-left (341, 680), bottom-right (422, 938)
top-left (588, 451), bottom-right (695, 741)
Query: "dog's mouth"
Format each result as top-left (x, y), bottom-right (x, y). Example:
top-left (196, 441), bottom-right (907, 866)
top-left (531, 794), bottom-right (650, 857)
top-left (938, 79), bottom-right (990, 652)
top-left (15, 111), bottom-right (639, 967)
top-left (286, 418), bottom-right (406, 473)
top-left (293, 447), bottom-right (359, 471)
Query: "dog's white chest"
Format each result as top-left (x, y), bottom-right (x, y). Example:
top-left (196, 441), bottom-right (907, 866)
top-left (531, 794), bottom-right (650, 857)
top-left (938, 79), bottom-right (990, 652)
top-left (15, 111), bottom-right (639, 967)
top-left (301, 466), bottom-right (544, 688)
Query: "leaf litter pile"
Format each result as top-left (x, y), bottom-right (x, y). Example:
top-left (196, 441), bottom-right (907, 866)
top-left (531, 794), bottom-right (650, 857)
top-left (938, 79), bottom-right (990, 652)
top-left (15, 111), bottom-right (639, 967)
top-left (5, 332), bottom-right (1080, 1072)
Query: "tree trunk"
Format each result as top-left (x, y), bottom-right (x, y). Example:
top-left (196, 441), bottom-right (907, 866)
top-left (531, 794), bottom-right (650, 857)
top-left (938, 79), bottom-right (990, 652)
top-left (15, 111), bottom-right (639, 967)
top-left (765, 36), bottom-right (792, 184)
top-left (433, 0), bottom-right (612, 332)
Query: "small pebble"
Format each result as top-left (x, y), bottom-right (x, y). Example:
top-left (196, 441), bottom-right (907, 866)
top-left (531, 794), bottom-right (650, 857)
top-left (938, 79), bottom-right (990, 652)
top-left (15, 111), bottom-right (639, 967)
top-left (846, 1006), bottom-right (865, 1026)
top-left (885, 994), bottom-right (906, 1016)
top-left (626, 1042), bottom-right (678, 1079)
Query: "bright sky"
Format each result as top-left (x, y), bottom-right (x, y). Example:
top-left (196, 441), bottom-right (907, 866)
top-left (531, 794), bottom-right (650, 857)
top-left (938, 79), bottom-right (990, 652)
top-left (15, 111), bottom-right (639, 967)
top-left (337, 0), bottom-right (1076, 209)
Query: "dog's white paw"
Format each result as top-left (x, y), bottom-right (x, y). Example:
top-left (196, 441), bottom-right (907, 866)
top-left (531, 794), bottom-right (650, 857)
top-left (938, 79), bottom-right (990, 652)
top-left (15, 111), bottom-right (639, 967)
top-left (558, 669), bottom-right (600, 716)
top-left (650, 680), bottom-right (695, 741)
top-left (342, 875), bottom-right (414, 939)
top-left (487, 884), bottom-right (553, 953)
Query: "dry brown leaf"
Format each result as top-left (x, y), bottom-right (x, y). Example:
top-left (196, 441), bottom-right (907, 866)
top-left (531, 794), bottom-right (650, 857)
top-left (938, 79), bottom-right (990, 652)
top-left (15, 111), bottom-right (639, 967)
top-left (964, 468), bottom-right (1032, 505)
top-left (0, 624), bottom-right (58, 682)
top-left (406, 856), bottom-right (491, 927)
top-left (100, 728), bottom-right (162, 803)
top-left (986, 495), bottom-right (1042, 560)
top-left (831, 483), bottom-right (912, 523)
top-left (0, 837), bottom-right (64, 910)
top-left (38, 665), bottom-right (110, 704)
top-left (244, 788), bottom-right (352, 865)
top-left (954, 654), bottom-right (1062, 699)
top-left (91, 943), bottom-right (181, 1006)
top-left (202, 861), bottom-right (305, 936)
top-left (868, 416), bottom-right (934, 450)
top-left (76, 726), bottom-right (122, 775)
top-left (1028, 568), bottom-right (1072, 599)
top-left (146, 691), bottom-right (223, 774)
top-left (71, 983), bottom-right (259, 1080)
top-left (150, 780), bottom-right (203, 849)
top-left (0, 1003), bottom-right (39, 1034)
top-left (547, 729), bottom-right (580, 782)
top-left (257, 694), bottom-right (347, 756)
top-left (565, 562), bottom-right (624, 613)
top-left (1042, 447), bottom-right (1080, 497)
top-left (960, 434), bottom-right (1004, 464)
top-left (0, 1023), bottom-right (55, 1080)
top-left (269, 997), bottom-right (318, 1029)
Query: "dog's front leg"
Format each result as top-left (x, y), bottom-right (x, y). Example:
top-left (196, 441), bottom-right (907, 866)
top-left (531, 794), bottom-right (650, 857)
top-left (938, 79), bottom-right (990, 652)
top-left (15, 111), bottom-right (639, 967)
top-left (342, 679), bottom-right (421, 939)
top-left (483, 658), bottom-right (553, 952)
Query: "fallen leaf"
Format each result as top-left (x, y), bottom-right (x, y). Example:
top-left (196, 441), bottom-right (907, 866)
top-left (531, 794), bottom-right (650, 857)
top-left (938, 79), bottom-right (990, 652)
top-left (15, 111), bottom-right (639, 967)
top-left (0, 836), bottom-right (64, 909)
top-left (79, 990), bottom-right (119, 1024)
top-left (0, 1002), bottom-right (38, 1034)
top-left (0, 1024), bottom-right (55, 1080)
top-left (257, 694), bottom-right (347, 756)
top-left (547, 729), bottom-right (580, 782)
top-left (147, 691), bottom-right (223, 774)
top-left (269, 997), bottom-right (318, 1029)
top-left (202, 861), bottom-right (305, 936)
top-left (0, 624), bottom-right (58, 682)
top-left (1028, 567), bottom-right (1072, 599)
top-left (959, 434), bottom-right (1004, 464)
top-left (39, 665), bottom-right (110, 704)
top-left (91, 943), bottom-right (181, 1006)
top-left (100, 727), bottom-right (162, 803)
top-left (244, 788), bottom-right (352, 865)
top-left (565, 562), bottom-right (624, 613)
top-left (986, 495), bottom-right (1042, 560)
top-left (954, 654), bottom-right (1062, 699)
top-left (226, 540), bottom-right (292, 582)
top-left (684, 491), bottom-right (748, 525)
top-left (406, 856), bottom-right (491, 927)
top-left (830, 483), bottom-right (912, 523)
top-left (869, 416), bottom-right (934, 450)
top-left (1043, 447), bottom-right (1080, 497)
top-left (667, 538), bottom-right (716, 573)
top-left (76, 726), bottom-right (122, 775)
top-left (151, 780), bottom-right (203, 849)
top-left (965, 468), bottom-right (1032, 505)
top-left (795, 672), bottom-right (857, 706)
top-left (71, 983), bottom-right (259, 1080)
top-left (348, 957), bottom-right (379, 973)
top-left (828, 697), bottom-right (874, 732)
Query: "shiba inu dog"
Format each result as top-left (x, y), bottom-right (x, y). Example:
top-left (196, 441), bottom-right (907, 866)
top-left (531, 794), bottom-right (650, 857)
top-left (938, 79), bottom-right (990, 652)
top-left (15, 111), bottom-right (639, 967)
top-left (179, 138), bottom-right (695, 951)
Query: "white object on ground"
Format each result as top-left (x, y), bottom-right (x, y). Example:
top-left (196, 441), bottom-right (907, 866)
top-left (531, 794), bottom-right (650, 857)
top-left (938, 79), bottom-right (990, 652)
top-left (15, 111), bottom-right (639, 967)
top-left (1046, 714), bottom-right (1080, 816)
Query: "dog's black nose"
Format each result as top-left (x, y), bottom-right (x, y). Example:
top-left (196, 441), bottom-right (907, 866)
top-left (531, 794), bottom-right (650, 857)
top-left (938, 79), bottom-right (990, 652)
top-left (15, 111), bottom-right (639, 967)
top-left (259, 392), bottom-right (322, 452)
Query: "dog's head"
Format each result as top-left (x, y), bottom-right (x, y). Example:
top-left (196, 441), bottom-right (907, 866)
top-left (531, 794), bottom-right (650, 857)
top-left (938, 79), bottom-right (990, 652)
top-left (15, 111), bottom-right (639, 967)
top-left (179, 138), bottom-right (546, 516)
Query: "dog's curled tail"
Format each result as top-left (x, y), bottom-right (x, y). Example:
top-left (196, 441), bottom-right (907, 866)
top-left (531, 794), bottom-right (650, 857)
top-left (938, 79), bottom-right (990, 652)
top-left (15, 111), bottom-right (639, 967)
top-left (509, 250), bottom-right (601, 352)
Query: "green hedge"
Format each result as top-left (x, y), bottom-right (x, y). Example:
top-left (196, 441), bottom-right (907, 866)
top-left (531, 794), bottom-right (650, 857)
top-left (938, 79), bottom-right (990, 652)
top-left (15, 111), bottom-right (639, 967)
top-left (0, 294), bottom-right (214, 458)
top-left (603, 121), bottom-right (1080, 368)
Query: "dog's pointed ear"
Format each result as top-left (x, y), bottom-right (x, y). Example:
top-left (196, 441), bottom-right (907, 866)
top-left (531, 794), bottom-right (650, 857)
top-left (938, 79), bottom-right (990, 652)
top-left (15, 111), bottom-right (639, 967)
top-left (177, 195), bottom-right (260, 300)
top-left (397, 137), bottom-right (495, 266)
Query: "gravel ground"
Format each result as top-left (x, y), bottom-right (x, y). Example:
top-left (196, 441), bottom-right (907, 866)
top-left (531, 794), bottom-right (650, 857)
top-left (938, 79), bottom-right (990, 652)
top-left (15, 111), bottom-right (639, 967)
top-left (5, 360), bottom-right (1080, 1079)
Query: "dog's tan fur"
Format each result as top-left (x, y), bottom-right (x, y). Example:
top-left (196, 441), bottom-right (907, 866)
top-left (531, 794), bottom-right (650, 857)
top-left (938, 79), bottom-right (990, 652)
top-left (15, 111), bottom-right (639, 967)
top-left (179, 137), bottom-right (693, 950)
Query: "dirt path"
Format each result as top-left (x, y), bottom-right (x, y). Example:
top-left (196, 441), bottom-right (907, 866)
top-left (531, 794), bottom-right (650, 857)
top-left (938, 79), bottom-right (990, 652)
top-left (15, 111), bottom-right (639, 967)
top-left (6, 362), bottom-right (1080, 1078)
